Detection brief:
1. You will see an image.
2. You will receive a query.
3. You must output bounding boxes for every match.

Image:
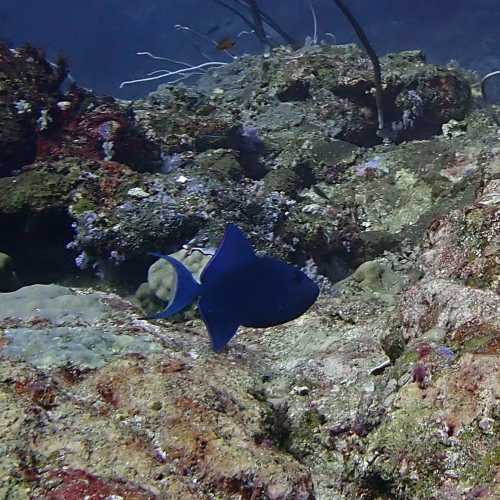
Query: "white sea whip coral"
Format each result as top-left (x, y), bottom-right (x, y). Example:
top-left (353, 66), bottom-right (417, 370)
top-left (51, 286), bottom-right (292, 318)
top-left (119, 51), bottom-right (228, 88)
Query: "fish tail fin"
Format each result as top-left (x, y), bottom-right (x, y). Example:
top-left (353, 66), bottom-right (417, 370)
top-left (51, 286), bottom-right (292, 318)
top-left (148, 252), bottom-right (201, 319)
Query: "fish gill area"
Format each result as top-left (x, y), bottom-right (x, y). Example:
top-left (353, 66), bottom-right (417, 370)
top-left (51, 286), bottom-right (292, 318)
top-left (0, 42), bottom-right (498, 499)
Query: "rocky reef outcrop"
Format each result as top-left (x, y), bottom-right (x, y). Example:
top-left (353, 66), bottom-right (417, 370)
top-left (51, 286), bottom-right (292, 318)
top-left (0, 42), bottom-right (498, 499)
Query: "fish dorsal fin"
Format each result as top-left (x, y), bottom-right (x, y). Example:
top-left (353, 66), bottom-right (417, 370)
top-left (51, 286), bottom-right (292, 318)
top-left (198, 297), bottom-right (240, 352)
top-left (201, 224), bottom-right (256, 284)
top-left (147, 253), bottom-right (201, 319)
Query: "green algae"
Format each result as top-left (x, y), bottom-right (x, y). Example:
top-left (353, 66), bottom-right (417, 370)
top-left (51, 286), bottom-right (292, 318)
top-left (0, 163), bottom-right (80, 214)
top-left (359, 390), bottom-right (447, 498)
top-left (194, 149), bottom-right (244, 182)
top-left (69, 195), bottom-right (98, 216)
top-left (264, 165), bottom-right (307, 195)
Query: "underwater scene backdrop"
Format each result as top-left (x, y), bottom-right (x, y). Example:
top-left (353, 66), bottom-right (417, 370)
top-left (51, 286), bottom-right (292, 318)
top-left (0, 1), bottom-right (499, 499)
top-left (2, 0), bottom-right (500, 98)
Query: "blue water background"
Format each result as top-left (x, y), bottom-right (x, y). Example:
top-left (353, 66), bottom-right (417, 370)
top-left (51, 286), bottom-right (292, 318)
top-left (1, 0), bottom-right (499, 98)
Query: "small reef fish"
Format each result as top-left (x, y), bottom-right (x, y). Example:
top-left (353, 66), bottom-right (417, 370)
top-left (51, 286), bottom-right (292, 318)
top-left (216, 37), bottom-right (236, 51)
top-left (149, 224), bottom-right (319, 352)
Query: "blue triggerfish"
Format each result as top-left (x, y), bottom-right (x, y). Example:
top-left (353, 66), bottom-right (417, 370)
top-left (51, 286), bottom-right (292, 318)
top-left (149, 224), bottom-right (319, 352)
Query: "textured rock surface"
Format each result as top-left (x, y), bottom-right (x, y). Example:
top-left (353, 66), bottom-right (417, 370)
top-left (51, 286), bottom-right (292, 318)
top-left (0, 45), bottom-right (479, 286)
top-left (197, 46), bottom-right (470, 146)
top-left (0, 44), bottom-right (67, 176)
top-left (0, 44), bottom-right (160, 178)
top-left (0, 42), bottom-right (498, 499)
top-left (0, 285), bottom-right (162, 369)
top-left (354, 177), bottom-right (500, 499)
top-left (0, 284), bottom-right (319, 498)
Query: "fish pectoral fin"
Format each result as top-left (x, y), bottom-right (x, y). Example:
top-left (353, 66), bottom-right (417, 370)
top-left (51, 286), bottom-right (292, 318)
top-left (199, 300), bottom-right (239, 352)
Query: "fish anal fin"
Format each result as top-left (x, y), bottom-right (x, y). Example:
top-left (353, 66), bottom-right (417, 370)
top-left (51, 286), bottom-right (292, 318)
top-left (199, 298), bottom-right (239, 352)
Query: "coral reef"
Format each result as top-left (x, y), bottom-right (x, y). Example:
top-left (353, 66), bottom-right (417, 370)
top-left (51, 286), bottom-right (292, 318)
top-left (0, 42), bottom-right (498, 499)
top-left (0, 44), bottom-right (67, 176)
